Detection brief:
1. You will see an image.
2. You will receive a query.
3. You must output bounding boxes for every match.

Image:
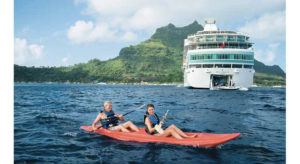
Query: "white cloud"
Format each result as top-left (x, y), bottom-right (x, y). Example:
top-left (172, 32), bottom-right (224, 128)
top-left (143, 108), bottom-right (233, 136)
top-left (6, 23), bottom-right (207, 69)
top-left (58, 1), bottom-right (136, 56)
top-left (238, 11), bottom-right (285, 41)
top-left (121, 31), bottom-right (137, 42)
top-left (14, 38), bottom-right (44, 66)
top-left (127, 7), bottom-right (166, 30)
top-left (61, 57), bottom-right (69, 66)
top-left (255, 43), bottom-right (280, 63)
top-left (67, 20), bottom-right (137, 43)
top-left (29, 44), bottom-right (44, 59)
top-left (67, 20), bottom-right (118, 43)
top-left (62, 57), bottom-right (68, 63)
top-left (70, 0), bottom-right (285, 44)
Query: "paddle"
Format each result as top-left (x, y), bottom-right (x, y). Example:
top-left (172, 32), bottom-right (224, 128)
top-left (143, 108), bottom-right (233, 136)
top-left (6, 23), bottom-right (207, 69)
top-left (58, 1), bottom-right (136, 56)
top-left (94, 104), bottom-right (145, 131)
top-left (154, 110), bottom-right (169, 134)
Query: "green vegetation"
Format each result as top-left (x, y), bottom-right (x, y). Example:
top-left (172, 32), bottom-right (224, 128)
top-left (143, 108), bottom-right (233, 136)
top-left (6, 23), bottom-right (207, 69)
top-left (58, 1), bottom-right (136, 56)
top-left (254, 60), bottom-right (285, 77)
top-left (254, 72), bottom-right (286, 86)
top-left (14, 21), bottom-right (285, 86)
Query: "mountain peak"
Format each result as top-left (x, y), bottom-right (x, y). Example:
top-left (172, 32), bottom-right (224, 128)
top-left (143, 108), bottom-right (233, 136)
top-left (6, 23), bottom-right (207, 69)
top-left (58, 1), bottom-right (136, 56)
top-left (191, 20), bottom-right (199, 25)
top-left (167, 23), bottom-right (175, 28)
top-left (150, 21), bottom-right (204, 49)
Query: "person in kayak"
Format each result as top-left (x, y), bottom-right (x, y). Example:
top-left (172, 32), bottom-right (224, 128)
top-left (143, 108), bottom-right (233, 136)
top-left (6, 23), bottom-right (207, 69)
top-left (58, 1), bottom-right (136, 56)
top-left (144, 104), bottom-right (196, 139)
top-left (92, 101), bottom-right (139, 132)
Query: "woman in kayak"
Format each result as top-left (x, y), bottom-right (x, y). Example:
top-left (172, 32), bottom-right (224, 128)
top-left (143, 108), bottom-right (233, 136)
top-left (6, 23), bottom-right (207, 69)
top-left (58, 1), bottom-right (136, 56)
top-left (92, 101), bottom-right (139, 132)
top-left (144, 104), bottom-right (196, 139)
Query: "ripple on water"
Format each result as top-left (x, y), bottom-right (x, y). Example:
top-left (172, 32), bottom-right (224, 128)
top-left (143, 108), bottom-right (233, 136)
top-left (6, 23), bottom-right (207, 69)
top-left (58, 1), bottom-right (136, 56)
top-left (14, 83), bottom-right (286, 163)
top-left (260, 104), bottom-right (286, 112)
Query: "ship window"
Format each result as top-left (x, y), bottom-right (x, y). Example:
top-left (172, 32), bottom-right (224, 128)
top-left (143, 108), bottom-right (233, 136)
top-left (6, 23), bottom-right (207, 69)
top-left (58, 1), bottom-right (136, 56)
top-left (246, 55), bottom-right (254, 60)
top-left (237, 36), bottom-right (245, 42)
top-left (199, 55), bottom-right (204, 60)
top-left (216, 35), bottom-right (224, 42)
top-left (245, 55), bottom-right (249, 60)
top-left (199, 36), bottom-right (205, 42)
top-left (233, 54), bottom-right (254, 60)
top-left (242, 55), bottom-right (245, 60)
top-left (215, 64), bottom-right (222, 68)
top-left (203, 64), bottom-right (214, 68)
top-left (244, 65), bottom-right (253, 69)
top-left (216, 54), bottom-right (230, 59)
top-left (232, 64), bottom-right (242, 68)
top-left (191, 55), bottom-right (197, 60)
top-left (196, 64), bottom-right (202, 68)
top-left (223, 64), bottom-right (231, 68)
top-left (234, 54), bottom-right (242, 60)
top-left (215, 64), bottom-right (231, 68)
top-left (227, 36), bottom-right (235, 41)
top-left (208, 44), bottom-right (214, 48)
top-left (206, 36), bottom-right (214, 42)
top-left (204, 54), bottom-right (208, 59)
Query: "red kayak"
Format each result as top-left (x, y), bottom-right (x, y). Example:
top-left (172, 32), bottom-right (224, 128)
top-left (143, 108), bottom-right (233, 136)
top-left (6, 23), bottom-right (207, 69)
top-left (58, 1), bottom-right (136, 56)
top-left (80, 125), bottom-right (240, 147)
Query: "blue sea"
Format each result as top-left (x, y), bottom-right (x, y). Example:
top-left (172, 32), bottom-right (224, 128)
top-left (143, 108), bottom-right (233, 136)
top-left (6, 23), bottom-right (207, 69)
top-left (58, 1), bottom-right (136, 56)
top-left (14, 83), bottom-right (286, 163)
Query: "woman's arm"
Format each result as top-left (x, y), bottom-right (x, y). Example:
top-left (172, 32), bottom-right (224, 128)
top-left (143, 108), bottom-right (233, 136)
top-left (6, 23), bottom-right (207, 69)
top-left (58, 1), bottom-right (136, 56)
top-left (145, 117), bottom-right (155, 133)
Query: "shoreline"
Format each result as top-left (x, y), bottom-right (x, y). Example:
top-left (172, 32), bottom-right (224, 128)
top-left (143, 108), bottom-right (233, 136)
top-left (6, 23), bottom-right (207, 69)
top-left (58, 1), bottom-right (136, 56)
top-left (14, 81), bottom-right (286, 88)
top-left (14, 81), bottom-right (180, 86)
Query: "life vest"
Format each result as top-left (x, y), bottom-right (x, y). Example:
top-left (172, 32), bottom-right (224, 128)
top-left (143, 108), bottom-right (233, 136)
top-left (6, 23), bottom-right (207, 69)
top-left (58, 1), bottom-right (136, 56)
top-left (100, 109), bottom-right (119, 129)
top-left (144, 112), bottom-right (160, 134)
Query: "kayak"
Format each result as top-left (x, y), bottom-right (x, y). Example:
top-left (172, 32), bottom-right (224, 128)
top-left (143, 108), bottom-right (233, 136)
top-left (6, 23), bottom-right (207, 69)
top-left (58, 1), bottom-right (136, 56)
top-left (80, 125), bottom-right (240, 147)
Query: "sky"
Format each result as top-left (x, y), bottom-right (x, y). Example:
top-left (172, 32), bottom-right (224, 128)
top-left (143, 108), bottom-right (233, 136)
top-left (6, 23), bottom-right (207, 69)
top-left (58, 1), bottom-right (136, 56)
top-left (14, 0), bottom-right (286, 71)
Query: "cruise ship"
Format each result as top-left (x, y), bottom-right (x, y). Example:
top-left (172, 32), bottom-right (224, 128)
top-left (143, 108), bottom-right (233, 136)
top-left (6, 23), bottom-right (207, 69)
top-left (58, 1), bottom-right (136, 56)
top-left (183, 19), bottom-right (255, 89)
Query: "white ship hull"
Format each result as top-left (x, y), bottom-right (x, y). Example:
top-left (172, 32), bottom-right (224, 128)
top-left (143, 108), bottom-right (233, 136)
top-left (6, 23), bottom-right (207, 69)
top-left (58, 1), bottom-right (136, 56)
top-left (184, 67), bottom-right (254, 89)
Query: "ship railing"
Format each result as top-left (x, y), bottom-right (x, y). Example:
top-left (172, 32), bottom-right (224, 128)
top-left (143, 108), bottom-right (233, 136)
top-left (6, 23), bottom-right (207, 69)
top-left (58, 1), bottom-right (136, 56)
top-left (188, 46), bottom-right (253, 50)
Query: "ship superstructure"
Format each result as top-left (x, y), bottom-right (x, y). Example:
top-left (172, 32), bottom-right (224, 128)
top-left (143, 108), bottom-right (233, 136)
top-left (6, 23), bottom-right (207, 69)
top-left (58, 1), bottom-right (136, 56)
top-left (183, 19), bottom-right (255, 89)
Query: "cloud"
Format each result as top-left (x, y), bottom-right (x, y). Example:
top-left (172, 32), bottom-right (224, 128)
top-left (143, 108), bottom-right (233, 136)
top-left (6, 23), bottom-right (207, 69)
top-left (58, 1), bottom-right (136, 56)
top-left (121, 31), bottom-right (138, 42)
top-left (14, 38), bottom-right (44, 66)
top-left (70, 0), bottom-right (285, 43)
top-left (28, 44), bottom-right (44, 59)
top-left (67, 20), bottom-right (137, 43)
top-left (237, 11), bottom-right (285, 41)
top-left (61, 57), bottom-right (69, 66)
top-left (126, 7), bottom-right (166, 30)
top-left (255, 43), bottom-right (280, 63)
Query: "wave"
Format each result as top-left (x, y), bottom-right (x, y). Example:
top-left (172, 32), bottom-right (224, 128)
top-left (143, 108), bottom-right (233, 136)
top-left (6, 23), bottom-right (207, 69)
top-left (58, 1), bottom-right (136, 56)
top-left (264, 104), bottom-right (273, 108)
top-left (62, 132), bottom-right (78, 137)
top-left (226, 144), bottom-right (274, 153)
top-left (259, 104), bottom-right (286, 112)
top-left (260, 96), bottom-right (271, 100)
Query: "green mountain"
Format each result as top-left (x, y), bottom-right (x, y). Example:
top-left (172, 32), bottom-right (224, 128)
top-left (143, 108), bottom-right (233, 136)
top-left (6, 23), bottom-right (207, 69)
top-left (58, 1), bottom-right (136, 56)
top-left (253, 60), bottom-right (286, 86)
top-left (254, 60), bottom-right (285, 77)
top-left (14, 21), bottom-right (285, 86)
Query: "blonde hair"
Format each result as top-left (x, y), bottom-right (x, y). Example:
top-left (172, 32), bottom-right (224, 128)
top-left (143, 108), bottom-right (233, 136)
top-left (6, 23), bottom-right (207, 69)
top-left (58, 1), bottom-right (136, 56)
top-left (104, 101), bottom-right (112, 106)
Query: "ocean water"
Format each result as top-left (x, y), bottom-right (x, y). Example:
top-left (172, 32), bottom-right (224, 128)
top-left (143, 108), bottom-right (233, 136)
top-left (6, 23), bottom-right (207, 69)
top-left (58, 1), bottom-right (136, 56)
top-left (14, 83), bottom-right (286, 163)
